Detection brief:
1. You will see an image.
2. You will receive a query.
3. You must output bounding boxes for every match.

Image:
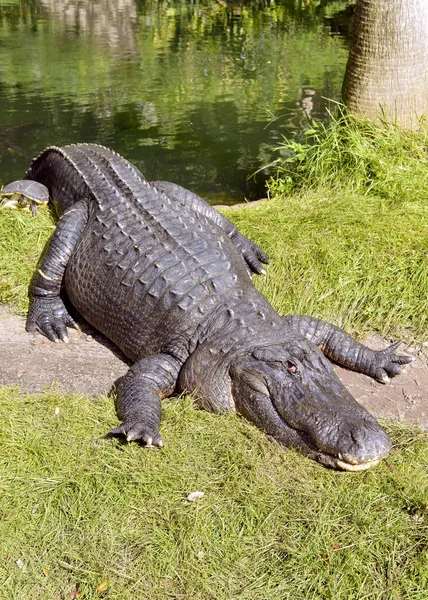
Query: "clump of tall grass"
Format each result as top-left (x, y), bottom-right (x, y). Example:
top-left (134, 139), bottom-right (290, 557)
top-left (268, 110), bottom-right (428, 201)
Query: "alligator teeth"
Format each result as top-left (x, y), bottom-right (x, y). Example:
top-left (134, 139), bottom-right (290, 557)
top-left (336, 458), bottom-right (380, 472)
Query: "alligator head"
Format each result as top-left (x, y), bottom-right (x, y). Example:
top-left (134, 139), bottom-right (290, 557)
top-left (230, 341), bottom-right (391, 471)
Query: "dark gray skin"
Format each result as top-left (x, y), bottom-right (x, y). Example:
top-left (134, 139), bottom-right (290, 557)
top-left (16, 143), bottom-right (413, 472)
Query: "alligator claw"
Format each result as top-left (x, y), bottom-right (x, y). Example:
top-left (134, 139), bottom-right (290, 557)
top-left (232, 233), bottom-right (269, 275)
top-left (26, 297), bottom-right (78, 343)
top-left (109, 422), bottom-right (163, 447)
top-left (374, 343), bottom-right (414, 383)
top-left (384, 340), bottom-right (402, 353)
top-left (126, 430), bottom-right (144, 443)
top-left (108, 426), bottom-right (126, 437)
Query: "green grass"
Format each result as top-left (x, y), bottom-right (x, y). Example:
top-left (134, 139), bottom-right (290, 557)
top-left (267, 111), bottom-right (428, 201)
top-left (229, 189), bottom-right (428, 340)
top-left (231, 112), bottom-right (428, 340)
top-left (0, 207), bottom-right (54, 312)
top-left (0, 387), bottom-right (427, 599)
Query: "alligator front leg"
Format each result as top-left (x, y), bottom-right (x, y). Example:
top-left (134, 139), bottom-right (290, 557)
top-left (110, 353), bottom-right (182, 446)
top-left (26, 200), bottom-right (89, 342)
top-left (283, 315), bottom-right (414, 383)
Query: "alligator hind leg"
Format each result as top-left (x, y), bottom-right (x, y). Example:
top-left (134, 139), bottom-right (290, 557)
top-left (150, 181), bottom-right (269, 275)
top-left (283, 315), bottom-right (414, 383)
top-left (26, 200), bottom-right (89, 342)
top-left (110, 353), bottom-right (182, 447)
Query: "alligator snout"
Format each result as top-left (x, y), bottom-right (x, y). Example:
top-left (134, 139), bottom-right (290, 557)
top-left (333, 420), bottom-right (392, 471)
top-left (273, 376), bottom-right (393, 471)
top-left (231, 348), bottom-right (393, 471)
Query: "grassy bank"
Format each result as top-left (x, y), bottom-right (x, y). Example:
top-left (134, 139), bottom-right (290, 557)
top-left (229, 189), bottom-right (428, 340)
top-left (0, 387), bottom-right (427, 599)
top-left (1, 116), bottom-right (428, 597)
top-left (267, 111), bottom-right (428, 202)
top-left (0, 207), bottom-right (55, 312)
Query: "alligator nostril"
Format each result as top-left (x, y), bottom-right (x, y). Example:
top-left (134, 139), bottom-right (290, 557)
top-left (345, 426), bottom-right (391, 464)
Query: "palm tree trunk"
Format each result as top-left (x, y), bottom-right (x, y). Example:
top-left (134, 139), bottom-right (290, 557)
top-left (343, 0), bottom-right (428, 130)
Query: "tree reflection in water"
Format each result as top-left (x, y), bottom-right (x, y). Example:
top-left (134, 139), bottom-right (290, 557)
top-left (0, 0), bottom-right (353, 203)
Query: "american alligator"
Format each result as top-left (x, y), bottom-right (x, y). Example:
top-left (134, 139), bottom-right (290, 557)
top-left (11, 144), bottom-right (412, 471)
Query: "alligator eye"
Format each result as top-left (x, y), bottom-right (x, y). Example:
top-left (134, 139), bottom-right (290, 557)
top-left (287, 361), bottom-right (298, 374)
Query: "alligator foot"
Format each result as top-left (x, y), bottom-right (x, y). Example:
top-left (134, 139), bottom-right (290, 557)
top-left (232, 233), bottom-right (269, 275)
top-left (371, 341), bottom-right (414, 383)
top-left (26, 296), bottom-right (79, 343)
top-left (110, 354), bottom-right (181, 447)
top-left (109, 422), bottom-right (163, 447)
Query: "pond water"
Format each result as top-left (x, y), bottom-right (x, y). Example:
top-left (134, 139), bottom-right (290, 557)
top-left (0, 0), bottom-right (354, 204)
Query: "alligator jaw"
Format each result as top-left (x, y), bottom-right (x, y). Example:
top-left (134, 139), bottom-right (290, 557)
top-left (315, 447), bottom-right (382, 471)
top-left (336, 456), bottom-right (381, 472)
top-left (313, 439), bottom-right (384, 472)
top-left (280, 409), bottom-right (390, 472)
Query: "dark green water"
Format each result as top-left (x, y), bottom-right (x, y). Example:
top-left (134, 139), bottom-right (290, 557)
top-left (0, 0), bottom-right (353, 204)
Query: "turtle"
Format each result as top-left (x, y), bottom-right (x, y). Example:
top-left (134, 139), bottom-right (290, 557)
top-left (0, 180), bottom-right (50, 216)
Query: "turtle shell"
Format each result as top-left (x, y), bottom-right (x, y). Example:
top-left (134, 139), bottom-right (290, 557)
top-left (1, 180), bottom-right (49, 204)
